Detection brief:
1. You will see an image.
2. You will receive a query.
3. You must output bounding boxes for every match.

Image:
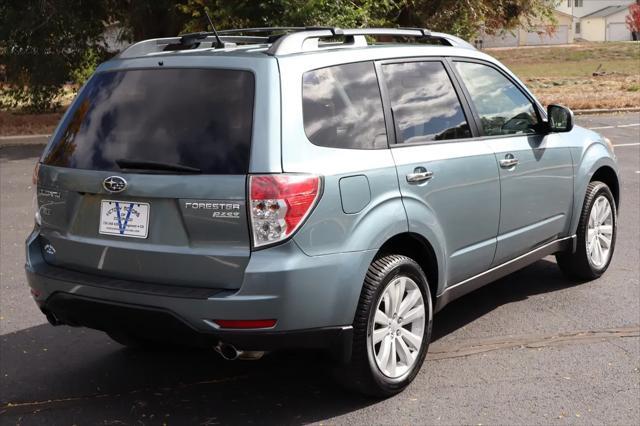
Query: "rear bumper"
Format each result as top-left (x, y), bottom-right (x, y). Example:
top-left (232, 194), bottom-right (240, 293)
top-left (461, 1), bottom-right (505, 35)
top-left (41, 292), bottom-right (352, 358)
top-left (26, 229), bottom-right (374, 356)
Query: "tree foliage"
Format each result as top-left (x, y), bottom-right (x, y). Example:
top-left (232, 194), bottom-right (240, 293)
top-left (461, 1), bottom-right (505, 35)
top-left (0, 0), bottom-right (110, 111)
top-left (398, 0), bottom-right (560, 41)
top-left (1, 0), bottom-right (559, 112)
top-left (626, 1), bottom-right (640, 33)
top-left (178, 0), bottom-right (559, 40)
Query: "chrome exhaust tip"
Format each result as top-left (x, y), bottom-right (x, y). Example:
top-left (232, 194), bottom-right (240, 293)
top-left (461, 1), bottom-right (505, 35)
top-left (215, 342), bottom-right (265, 361)
top-left (215, 342), bottom-right (240, 360)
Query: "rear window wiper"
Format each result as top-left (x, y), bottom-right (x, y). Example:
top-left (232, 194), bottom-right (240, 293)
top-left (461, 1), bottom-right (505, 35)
top-left (115, 159), bottom-right (201, 174)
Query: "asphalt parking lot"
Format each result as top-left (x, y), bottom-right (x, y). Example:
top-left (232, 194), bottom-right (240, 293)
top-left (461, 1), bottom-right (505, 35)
top-left (0, 113), bottom-right (638, 425)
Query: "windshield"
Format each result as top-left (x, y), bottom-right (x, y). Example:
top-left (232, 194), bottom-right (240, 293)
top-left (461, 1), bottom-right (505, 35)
top-left (43, 68), bottom-right (255, 174)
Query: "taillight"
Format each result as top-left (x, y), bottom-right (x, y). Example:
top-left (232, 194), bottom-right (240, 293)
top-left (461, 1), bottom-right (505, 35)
top-left (32, 162), bottom-right (40, 186)
top-left (249, 174), bottom-right (321, 248)
top-left (32, 162), bottom-right (41, 226)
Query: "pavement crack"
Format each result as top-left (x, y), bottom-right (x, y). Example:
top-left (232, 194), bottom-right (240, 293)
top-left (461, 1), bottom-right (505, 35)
top-left (428, 325), bottom-right (640, 360)
top-left (0, 374), bottom-right (249, 414)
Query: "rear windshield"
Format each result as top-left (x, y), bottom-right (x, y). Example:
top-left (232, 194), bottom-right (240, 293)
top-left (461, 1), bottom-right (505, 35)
top-left (43, 68), bottom-right (255, 174)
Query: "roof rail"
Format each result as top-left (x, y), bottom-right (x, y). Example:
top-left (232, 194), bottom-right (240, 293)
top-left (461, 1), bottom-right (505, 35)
top-left (119, 34), bottom-right (271, 58)
top-left (218, 27), bottom-right (306, 35)
top-left (118, 27), bottom-right (474, 59)
top-left (266, 27), bottom-right (475, 55)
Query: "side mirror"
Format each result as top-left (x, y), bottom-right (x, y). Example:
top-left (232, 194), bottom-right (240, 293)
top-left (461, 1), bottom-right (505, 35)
top-left (547, 104), bottom-right (574, 133)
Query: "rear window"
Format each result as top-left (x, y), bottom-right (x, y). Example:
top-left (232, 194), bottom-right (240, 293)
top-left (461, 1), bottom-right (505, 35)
top-left (302, 61), bottom-right (387, 150)
top-left (43, 68), bottom-right (255, 174)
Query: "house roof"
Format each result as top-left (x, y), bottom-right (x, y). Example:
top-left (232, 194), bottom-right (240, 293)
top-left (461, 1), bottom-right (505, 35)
top-left (583, 5), bottom-right (630, 19)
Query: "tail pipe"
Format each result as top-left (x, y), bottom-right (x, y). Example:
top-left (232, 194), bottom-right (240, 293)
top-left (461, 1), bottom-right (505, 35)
top-left (214, 342), bottom-right (265, 361)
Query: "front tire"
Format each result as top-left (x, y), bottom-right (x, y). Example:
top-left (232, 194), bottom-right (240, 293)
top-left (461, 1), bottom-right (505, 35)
top-left (556, 181), bottom-right (617, 280)
top-left (338, 255), bottom-right (432, 397)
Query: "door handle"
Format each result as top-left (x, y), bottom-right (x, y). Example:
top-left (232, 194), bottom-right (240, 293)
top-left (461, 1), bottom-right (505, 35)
top-left (500, 154), bottom-right (519, 169)
top-left (406, 170), bottom-right (434, 183)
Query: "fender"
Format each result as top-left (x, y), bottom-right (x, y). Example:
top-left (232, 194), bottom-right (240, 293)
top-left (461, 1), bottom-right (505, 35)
top-left (395, 195), bottom-right (449, 296)
top-left (570, 139), bottom-right (620, 237)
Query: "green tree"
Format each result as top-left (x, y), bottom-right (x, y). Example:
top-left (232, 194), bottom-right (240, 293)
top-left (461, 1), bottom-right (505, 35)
top-left (177, 0), bottom-right (387, 31)
top-left (1, 0), bottom-right (559, 111)
top-left (397, 0), bottom-right (560, 41)
top-left (177, 0), bottom-right (558, 40)
top-left (0, 0), bottom-right (111, 112)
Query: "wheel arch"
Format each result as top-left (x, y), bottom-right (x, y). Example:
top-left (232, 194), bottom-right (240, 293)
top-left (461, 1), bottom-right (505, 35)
top-left (571, 149), bottom-right (620, 236)
top-left (375, 232), bottom-right (442, 304)
top-left (590, 166), bottom-right (620, 209)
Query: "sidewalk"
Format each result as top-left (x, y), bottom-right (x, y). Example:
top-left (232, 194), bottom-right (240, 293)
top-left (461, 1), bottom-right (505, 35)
top-left (0, 134), bottom-right (49, 148)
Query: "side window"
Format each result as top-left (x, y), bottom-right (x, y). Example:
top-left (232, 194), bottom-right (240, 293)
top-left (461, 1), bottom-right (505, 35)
top-left (381, 61), bottom-right (471, 144)
top-left (454, 61), bottom-right (539, 137)
top-left (302, 61), bottom-right (387, 149)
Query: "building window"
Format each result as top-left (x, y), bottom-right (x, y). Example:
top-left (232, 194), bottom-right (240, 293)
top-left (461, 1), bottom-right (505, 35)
top-left (567, 0), bottom-right (571, 7)
top-left (576, 22), bottom-right (581, 34)
top-left (575, 0), bottom-right (583, 7)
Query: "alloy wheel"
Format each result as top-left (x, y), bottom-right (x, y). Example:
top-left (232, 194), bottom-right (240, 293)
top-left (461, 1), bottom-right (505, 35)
top-left (587, 195), bottom-right (614, 268)
top-left (369, 276), bottom-right (425, 378)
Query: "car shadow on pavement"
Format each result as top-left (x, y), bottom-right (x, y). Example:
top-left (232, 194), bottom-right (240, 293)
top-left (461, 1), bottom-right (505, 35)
top-left (0, 258), bottom-right (580, 424)
top-left (432, 257), bottom-right (583, 341)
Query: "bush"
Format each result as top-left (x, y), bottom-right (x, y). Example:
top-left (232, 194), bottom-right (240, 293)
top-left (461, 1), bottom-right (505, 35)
top-left (0, 0), bottom-right (109, 112)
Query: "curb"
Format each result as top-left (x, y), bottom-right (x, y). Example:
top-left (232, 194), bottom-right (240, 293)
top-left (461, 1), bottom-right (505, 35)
top-left (573, 107), bottom-right (640, 115)
top-left (0, 134), bottom-right (50, 148)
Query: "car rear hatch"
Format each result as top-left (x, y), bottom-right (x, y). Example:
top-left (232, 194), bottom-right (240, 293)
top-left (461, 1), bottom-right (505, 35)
top-left (36, 67), bottom-right (257, 290)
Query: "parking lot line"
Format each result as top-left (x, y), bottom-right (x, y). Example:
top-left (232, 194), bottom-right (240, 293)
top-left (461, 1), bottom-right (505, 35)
top-left (614, 143), bottom-right (640, 147)
top-left (589, 123), bottom-right (640, 130)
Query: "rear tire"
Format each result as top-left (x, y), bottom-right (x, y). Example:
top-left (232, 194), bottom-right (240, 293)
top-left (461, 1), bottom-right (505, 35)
top-left (336, 255), bottom-right (432, 397)
top-left (556, 181), bottom-right (617, 281)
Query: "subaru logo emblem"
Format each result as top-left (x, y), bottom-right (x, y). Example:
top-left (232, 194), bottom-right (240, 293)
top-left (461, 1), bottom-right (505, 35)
top-left (103, 176), bottom-right (127, 193)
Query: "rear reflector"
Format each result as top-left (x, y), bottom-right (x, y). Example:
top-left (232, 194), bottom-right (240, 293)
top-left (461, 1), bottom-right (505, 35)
top-left (249, 174), bottom-right (320, 248)
top-left (213, 319), bottom-right (277, 329)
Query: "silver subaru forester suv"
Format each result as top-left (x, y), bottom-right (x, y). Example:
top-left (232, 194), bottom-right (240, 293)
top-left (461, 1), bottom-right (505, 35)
top-left (26, 27), bottom-right (620, 396)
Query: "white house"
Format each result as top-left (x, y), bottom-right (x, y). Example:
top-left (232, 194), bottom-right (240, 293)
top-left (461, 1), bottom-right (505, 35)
top-left (580, 5), bottom-right (635, 40)
top-left (478, 0), bottom-right (635, 47)
top-left (557, 0), bottom-right (635, 41)
top-left (478, 10), bottom-right (575, 47)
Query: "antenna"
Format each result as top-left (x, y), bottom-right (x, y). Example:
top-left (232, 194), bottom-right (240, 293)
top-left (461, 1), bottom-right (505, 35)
top-left (204, 9), bottom-right (223, 48)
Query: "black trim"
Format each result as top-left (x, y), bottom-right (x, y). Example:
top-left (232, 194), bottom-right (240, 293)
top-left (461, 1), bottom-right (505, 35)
top-left (373, 61), bottom-right (397, 148)
top-left (32, 262), bottom-right (228, 299)
top-left (42, 292), bottom-right (353, 359)
top-left (434, 236), bottom-right (575, 312)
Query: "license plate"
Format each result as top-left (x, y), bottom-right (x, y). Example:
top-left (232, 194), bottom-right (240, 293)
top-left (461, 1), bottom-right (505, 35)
top-left (99, 200), bottom-right (150, 238)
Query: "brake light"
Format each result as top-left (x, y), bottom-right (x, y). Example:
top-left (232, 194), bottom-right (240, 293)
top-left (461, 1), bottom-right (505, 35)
top-left (32, 162), bottom-right (40, 186)
top-left (249, 174), bottom-right (320, 248)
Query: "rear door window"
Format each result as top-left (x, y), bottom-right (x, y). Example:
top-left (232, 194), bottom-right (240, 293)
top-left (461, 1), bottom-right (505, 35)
top-left (43, 68), bottom-right (255, 174)
top-left (381, 61), bottom-right (472, 144)
top-left (302, 61), bottom-right (387, 150)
